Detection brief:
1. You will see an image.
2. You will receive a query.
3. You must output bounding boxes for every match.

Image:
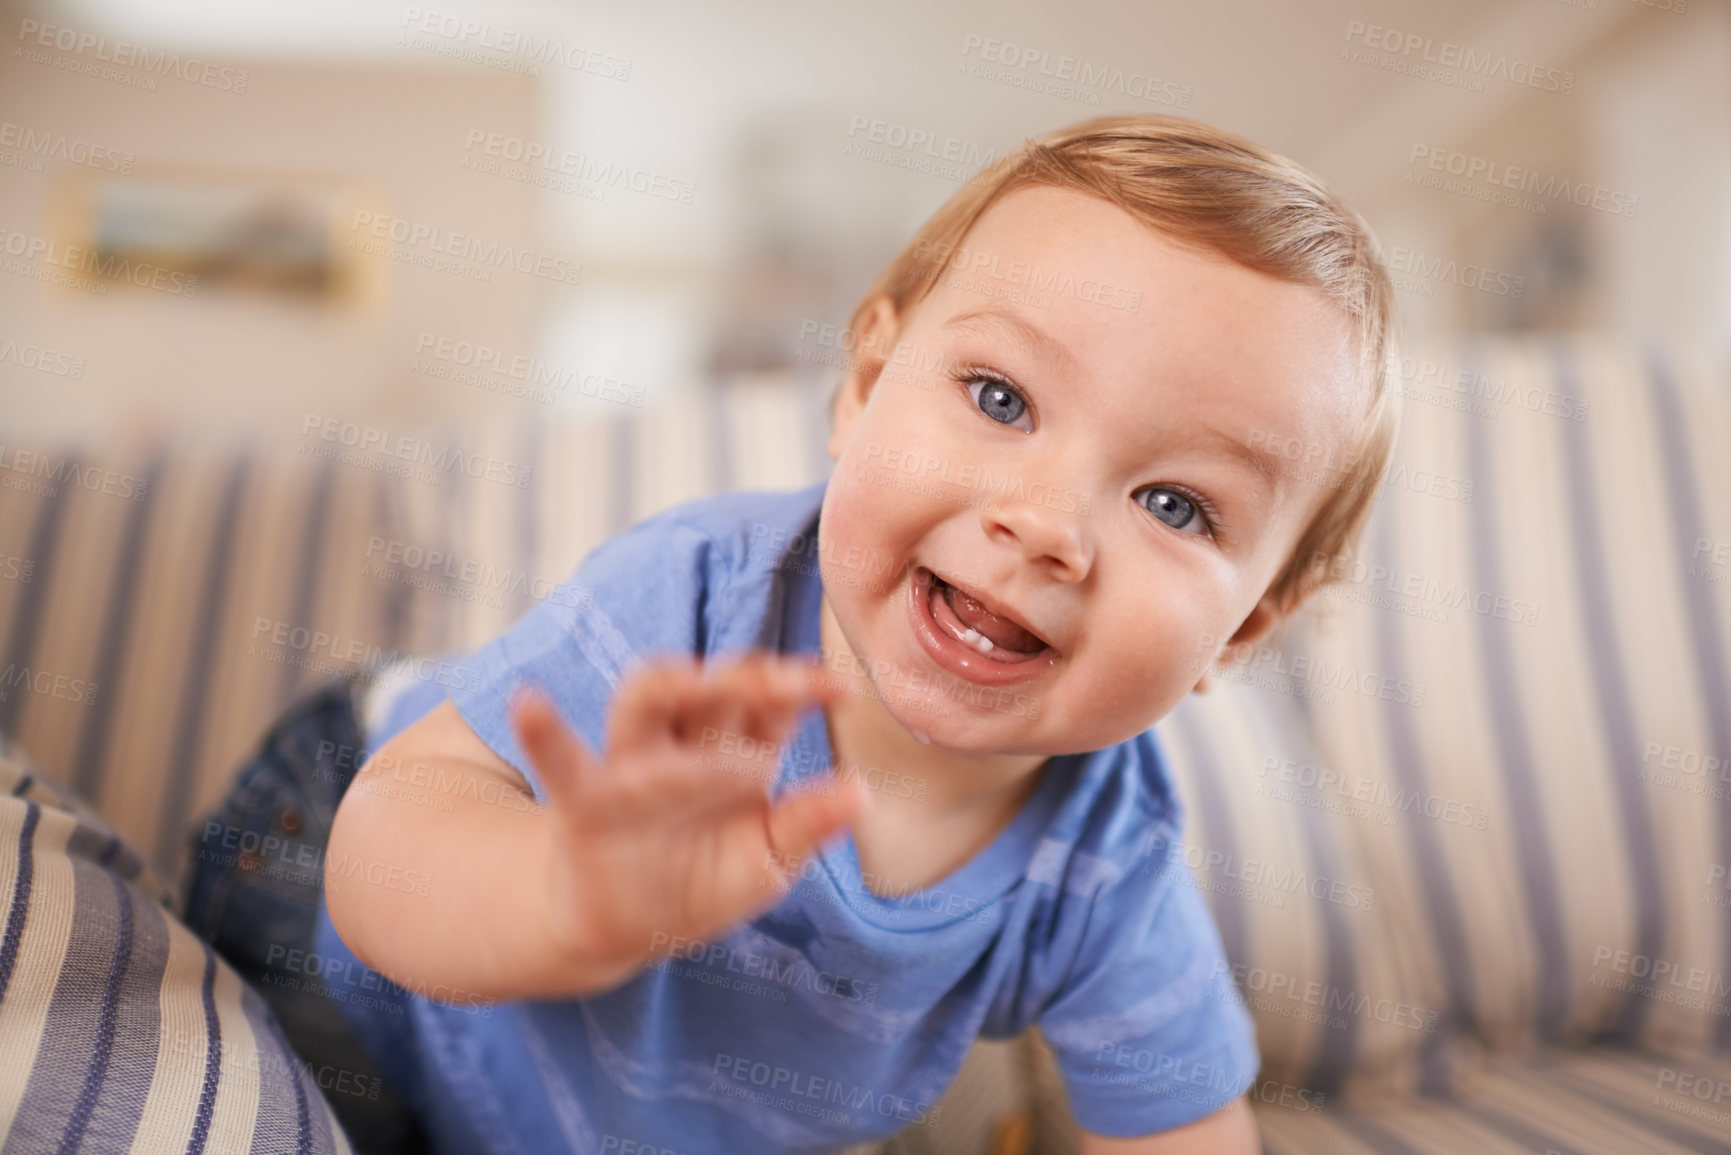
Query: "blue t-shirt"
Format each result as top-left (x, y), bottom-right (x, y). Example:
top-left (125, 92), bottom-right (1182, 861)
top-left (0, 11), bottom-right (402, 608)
top-left (314, 480), bottom-right (1257, 1153)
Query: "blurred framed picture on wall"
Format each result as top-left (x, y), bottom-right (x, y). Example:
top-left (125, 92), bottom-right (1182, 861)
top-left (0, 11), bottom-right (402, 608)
top-left (46, 166), bottom-right (382, 306)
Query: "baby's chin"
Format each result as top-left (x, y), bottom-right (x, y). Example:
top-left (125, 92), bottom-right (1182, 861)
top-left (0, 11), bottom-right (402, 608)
top-left (872, 690), bottom-right (1020, 748)
top-left (900, 694), bottom-right (1175, 760)
top-left (870, 686), bottom-right (1076, 757)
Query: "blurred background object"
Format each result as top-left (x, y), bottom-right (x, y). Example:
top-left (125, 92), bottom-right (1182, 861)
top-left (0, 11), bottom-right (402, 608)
top-left (0, 0), bottom-right (1725, 441)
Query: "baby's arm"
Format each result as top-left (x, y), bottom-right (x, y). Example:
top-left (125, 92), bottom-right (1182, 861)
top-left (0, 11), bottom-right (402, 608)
top-left (324, 654), bottom-right (864, 1003)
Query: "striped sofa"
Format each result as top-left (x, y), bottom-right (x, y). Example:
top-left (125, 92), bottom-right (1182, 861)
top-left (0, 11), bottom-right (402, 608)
top-left (0, 740), bottom-right (356, 1153)
top-left (0, 336), bottom-right (1727, 1154)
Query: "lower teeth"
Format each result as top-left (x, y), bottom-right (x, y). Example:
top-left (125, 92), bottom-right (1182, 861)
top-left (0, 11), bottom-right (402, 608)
top-left (959, 626), bottom-right (995, 654)
top-left (933, 579), bottom-right (1001, 655)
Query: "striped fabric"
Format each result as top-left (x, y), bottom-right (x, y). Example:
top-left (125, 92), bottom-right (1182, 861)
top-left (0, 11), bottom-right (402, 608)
top-left (382, 376), bottom-right (838, 657)
top-left (1153, 675), bottom-right (1445, 1100)
top-left (0, 436), bottom-right (405, 890)
top-left (1020, 1031), bottom-right (1731, 1153)
top-left (0, 733), bottom-right (353, 1153)
top-left (1298, 338), bottom-right (1731, 1071)
top-left (1015, 1029), bottom-right (1731, 1154)
top-left (1253, 1047), bottom-right (1731, 1155)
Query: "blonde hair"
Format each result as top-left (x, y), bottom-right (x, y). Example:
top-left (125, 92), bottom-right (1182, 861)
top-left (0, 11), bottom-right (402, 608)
top-left (837, 114), bottom-right (1400, 613)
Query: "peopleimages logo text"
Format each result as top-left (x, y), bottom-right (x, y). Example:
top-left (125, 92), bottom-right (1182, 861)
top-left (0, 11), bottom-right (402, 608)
top-left (16, 19), bottom-right (248, 91)
top-left (1343, 21), bottom-right (1574, 94)
top-left (1408, 144), bottom-right (1638, 218)
top-left (299, 415), bottom-right (533, 489)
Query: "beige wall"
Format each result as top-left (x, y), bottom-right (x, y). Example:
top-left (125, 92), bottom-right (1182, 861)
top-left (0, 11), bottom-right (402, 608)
top-left (0, 43), bottom-right (545, 442)
top-left (1, 0), bottom-right (1725, 445)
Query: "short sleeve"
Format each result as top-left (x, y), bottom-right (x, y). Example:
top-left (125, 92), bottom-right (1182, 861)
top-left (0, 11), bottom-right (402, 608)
top-left (1035, 834), bottom-right (1260, 1137)
top-left (447, 516), bottom-right (722, 803)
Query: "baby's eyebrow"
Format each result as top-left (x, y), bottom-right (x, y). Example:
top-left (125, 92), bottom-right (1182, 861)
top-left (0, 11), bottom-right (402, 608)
top-left (1185, 422), bottom-right (1286, 495)
top-left (943, 307), bottom-right (1074, 369)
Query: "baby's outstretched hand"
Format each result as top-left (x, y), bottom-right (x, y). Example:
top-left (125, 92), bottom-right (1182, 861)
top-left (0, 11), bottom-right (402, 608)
top-left (508, 654), bottom-right (864, 993)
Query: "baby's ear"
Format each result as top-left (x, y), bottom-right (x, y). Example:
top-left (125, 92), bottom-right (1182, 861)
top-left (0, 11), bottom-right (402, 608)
top-left (852, 294), bottom-right (900, 361)
top-left (1227, 592), bottom-right (1287, 651)
top-left (1193, 592), bottom-right (1287, 695)
top-left (828, 295), bottom-right (902, 457)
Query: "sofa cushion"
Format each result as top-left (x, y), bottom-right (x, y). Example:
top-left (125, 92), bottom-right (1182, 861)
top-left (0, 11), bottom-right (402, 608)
top-left (1252, 1046), bottom-right (1731, 1155)
top-left (1016, 1022), bottom-right (1731, 1153)
top-left (0, 732), bottom-right (354, 1153)
top-left (0, 434), bottom-right (407, 887)
top-left (1298, 338), bottom-right (1731, 1061)
top-left (1151, 677), bottom-right (1445, 1101)
top-left (382, 376), bottom-right (836, 656)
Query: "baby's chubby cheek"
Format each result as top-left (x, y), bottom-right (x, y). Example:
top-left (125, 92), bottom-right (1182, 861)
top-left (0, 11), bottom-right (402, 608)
top-left (818, 473), bottom-right (920, 597)
top-left (1058, 623), bottom-right (1203, 750)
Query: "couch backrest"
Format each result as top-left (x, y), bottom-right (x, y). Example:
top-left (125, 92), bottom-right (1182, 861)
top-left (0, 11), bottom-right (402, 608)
top-left (1292, 338), bottom-right (1731, 1067)
top-left (0, 376), bottom-right (836, 888)
top-left (0, 436), bottom-right (402, 885)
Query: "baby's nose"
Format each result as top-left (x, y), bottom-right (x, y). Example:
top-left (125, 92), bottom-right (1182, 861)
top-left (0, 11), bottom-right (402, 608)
top-left (978, 493), bottom-right (1093, 582)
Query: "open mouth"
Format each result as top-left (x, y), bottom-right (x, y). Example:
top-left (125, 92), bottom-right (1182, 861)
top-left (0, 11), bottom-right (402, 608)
top-left (914, 566), bottom-right (1053, 666)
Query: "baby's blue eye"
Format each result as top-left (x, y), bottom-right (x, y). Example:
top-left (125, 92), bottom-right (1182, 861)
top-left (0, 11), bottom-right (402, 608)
top-left (967, 377), bottom-right (1032, 432)
top-left (1138, 487), bottom-right (1206, 535)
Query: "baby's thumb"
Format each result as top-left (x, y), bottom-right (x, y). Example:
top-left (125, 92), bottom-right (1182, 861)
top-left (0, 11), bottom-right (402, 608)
top-left (764, 779), bottom-right (866, 883)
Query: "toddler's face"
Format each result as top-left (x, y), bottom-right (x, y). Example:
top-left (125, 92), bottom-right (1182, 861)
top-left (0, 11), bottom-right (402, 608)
top-left (820, 184), bottom-right (1362, 754)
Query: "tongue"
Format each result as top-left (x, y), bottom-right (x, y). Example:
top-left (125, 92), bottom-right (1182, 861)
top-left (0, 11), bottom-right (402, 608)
top-left (941, 581), bottom-right (1045, 653)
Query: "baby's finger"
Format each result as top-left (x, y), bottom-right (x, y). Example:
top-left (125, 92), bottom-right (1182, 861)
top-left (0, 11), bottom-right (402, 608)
top-left (598, 656), bottom-right (847, 824)
top-left (509, 688), bottom-right (602, 817)
top-left (769, 657), bottom-right (851, 713)
top-left (732, 663), bottom-right (839, 764)
top-left (717, 654), bottom-right (848, 730)
top-left (676, 654), bottom-right (789, 759)
top-left (606, 658), bottom-right (706, 756)
top-left (684, 656), bottom-right (844, 783)
top-left (763, 776), bottom-right (867, 885)
top-left (587, 673), bottom-right (779, 824)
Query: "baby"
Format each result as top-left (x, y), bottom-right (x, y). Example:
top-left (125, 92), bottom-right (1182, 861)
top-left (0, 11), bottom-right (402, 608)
top-left (319, 114), bottom-right (1398, 1154)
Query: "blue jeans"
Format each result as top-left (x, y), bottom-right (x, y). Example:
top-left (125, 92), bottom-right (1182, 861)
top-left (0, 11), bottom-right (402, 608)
top-left (181, 678), bottom-right (429, 1155)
